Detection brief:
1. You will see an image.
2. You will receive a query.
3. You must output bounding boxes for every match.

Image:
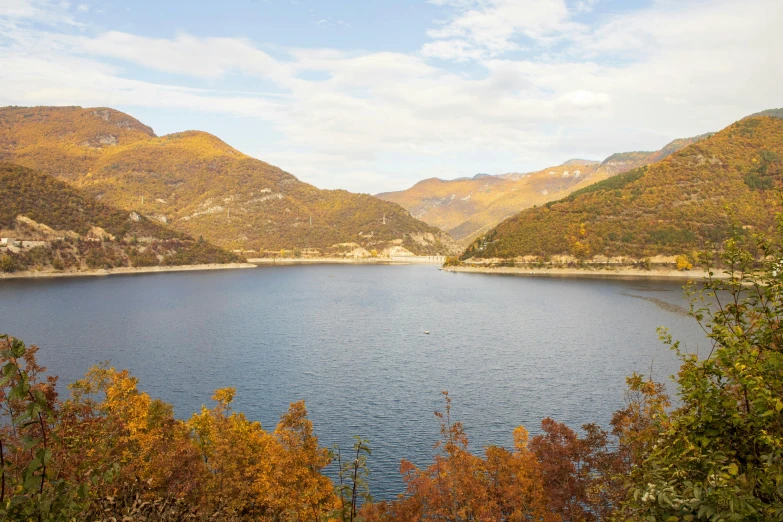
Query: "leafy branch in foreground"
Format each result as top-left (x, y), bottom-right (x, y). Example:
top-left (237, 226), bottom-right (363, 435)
top-left (334, 437), bottom-right (372, 522)
top-left (621, 230), bottom-right (783, 520)
top-left (0, 335), bottom-right (88, 521)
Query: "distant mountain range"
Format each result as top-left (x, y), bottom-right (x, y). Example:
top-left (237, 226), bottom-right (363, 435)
top-left (461, 111), bottom-right (783, 263)
top-left (378, 135), bottom-right (712, 245)
top-left (0, 162), bottom-right (242, 273)
top-left (0, 106), bottom-right (459, 256)
top-left (4, 104), bottom-right (780, 265)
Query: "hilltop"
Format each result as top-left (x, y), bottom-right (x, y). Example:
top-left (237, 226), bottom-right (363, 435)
top-left (378, 161), bottom-right (600, 243)
top-left (0, 106), bottom-right (458, 256)
top-left (0, 162), bottom-right (243, 274)
top-left (747, 108), bottom-right (783, 119)
top-left (460, 114), bottom-right (783, 264)
top-left (378, 135), bottom-right (710, 245)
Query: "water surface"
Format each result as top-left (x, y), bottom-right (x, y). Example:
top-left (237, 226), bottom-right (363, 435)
top-left (0, 265), bottom-right (708, 498)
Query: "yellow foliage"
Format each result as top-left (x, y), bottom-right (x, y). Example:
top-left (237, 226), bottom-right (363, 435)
top-left (676, 254), bottom-right (693, 271)
top-left (187, 390), bottom-right (337, 518)
top-left (60, 365), bottom-right (339, 519)
top-left (571, 240), bottom-right (591, 260)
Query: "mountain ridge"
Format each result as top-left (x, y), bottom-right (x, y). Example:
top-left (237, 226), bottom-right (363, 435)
top-left (0, 162), bottom-right (243, 273)
top-left (0, 106), bottom-right (459, 256)
top-left (460, 114), bottom-right (783, 263)
top-left (378, 134), bottom-right (710, 244)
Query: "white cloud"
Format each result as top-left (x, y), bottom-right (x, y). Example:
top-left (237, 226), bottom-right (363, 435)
top-left (65, 31), bottom-right (292, 82)
top-left (0, 0), bottom-right (79, 25)
top-left (420, 39), bottom-right (485, 62)
top-left (423, 0), bottom-right (583, 59)
top-left (558, 90), bottom-right (611, 110)
top-left (0, 54), bottom-right (286, 120)
top-left (0, 0), bottom-right (781, 194)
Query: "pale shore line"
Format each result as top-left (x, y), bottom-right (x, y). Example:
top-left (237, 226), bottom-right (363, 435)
top-left (3, 260), bottom-right (722, 282)
top-left (0, 263), bottom-right (257, 281)
top-left (248, 256), bottom-right (445, 265)
top-left (442, 265), bottom-right (728, 280)
top-left (0, 257), bottom-right (448, 280)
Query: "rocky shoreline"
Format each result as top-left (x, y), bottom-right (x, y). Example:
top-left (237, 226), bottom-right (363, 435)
top-left (248, 256), bottom-right (446, 265)
top-left (0, 257), bottom-right (451, 280)
top-left (441, 265), bottom-right (728, 280)
top-left (0, 263), bottom-right (257, 280)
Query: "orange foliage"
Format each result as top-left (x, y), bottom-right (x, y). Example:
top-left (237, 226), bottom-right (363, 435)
top-left (1, 338), bottom-right (671, 521)
top-left (188, 389), bottom-right (337, 518)
top-left (0, 339), bottom-right (338, 520)
top-left (363, 392), bottom-right (557, 522)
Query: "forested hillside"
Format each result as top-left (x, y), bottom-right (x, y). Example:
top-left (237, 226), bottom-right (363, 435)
top-left (378, 135), bottom-right (709, 245)
top-left (0, 162), bottom-right (242, 273)
top-left (462, 114), bottom-right (783, 262)
top-left (0, 106), bottom-right (154, 180)
top-left (378, 161), bottom-right (601, 244)
top-left (0, 106), bottom-right (458, 255)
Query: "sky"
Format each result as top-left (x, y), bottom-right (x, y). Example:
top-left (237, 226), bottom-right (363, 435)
top-left (1, 0), bottom-right (781, 194)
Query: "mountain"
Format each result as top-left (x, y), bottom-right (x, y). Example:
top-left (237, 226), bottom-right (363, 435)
top-left (0, 106), bottom-right (458, 256)
top-left (746, 108), bottom-right (783, 119)
top-left (561, 159), bottom-right (600, 166)
top-left (378, 161), bottom-right (601, 244)
top-left (377, 135), bottom-right (710, 245)
top-left (460, 114), bottom-right (783, 263)
top-left (0, 162), bottom-right (242, 273)
top-left (595, 134), bottom-right (713, 179)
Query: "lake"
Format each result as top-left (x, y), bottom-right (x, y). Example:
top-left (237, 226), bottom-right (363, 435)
top-left (0, 265), bottom-right (709, 498)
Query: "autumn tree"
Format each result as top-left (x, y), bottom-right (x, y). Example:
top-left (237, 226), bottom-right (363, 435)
top-left (362, 392), bottom-right (557, 521)
top-left (0, 335), bottom-right (88, 521)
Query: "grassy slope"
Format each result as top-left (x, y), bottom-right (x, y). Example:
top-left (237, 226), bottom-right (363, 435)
top-left (0, 106), bottom-right (457, 255)
top-left (0, 162), bottom-right (242, 272)
top-left (462, 116), bottom-right (783, 261)
top-left (378, 135), bottom-right (710, 245)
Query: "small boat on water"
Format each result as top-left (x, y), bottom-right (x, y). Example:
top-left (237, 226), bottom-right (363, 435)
top-left (424, 330), bottom-right (430, 335)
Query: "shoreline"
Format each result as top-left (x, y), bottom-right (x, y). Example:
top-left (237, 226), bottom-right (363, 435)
top-left (0, 262), bottom-right (257, 280)
top-left (2, 260), bottom-right (726, 282)
top-left (248, 256), bottom-right (445, 265)
top-left (442, 265), bottom-right (727, 280)
top-left (0, 256), bottom-right (447, 280)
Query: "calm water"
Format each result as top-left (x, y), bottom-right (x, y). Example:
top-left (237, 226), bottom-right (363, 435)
top-left (0, 265), bottom-right (708, 498)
